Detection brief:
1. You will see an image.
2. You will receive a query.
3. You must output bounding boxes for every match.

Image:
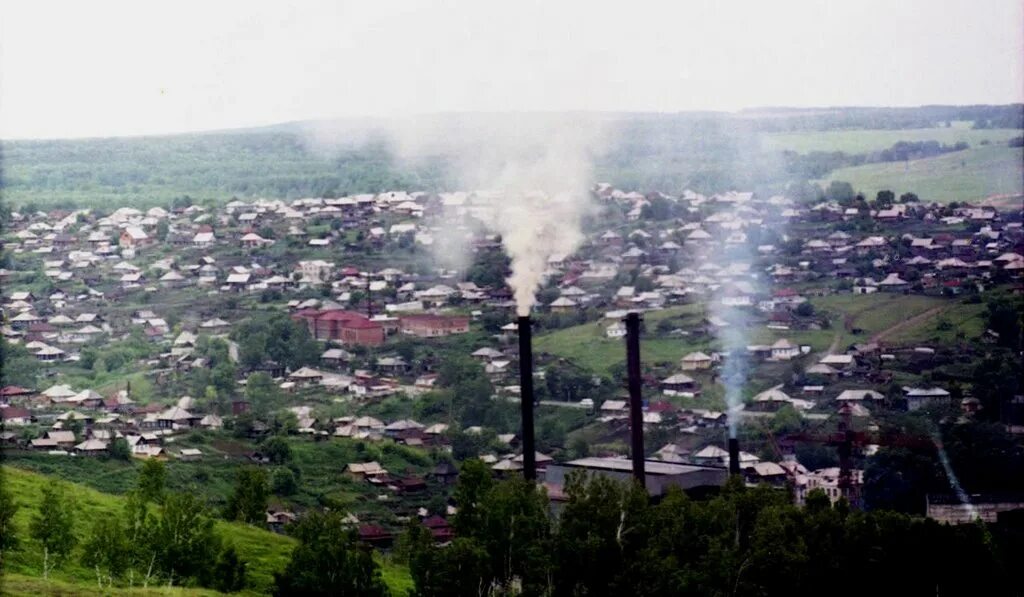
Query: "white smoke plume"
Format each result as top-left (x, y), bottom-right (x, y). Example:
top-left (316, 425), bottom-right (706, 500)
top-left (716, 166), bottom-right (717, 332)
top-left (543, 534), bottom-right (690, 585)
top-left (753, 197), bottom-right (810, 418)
top-left (716, 308), bottom-right (751, 438)
top-left (702, 204), bottom-right (760, 439)
top-left (390, 113), bottom-right (608, 315)
top-left (933, 434), bottom-right (979, 521)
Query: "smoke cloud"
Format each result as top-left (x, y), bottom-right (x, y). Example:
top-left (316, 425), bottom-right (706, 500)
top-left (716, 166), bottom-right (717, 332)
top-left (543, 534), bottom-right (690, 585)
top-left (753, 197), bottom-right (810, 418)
top-left (701, 205), bottom-right (760, 439)
top-left (391, 113), bottom-right (608, 315)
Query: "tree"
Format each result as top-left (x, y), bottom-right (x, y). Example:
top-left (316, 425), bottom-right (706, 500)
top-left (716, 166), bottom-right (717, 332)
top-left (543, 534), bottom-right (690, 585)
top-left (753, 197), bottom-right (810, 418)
top-left (152, 493), bottom-right (219, 585)
top-left (394, 520), bottom-right (433, 566)
top-left (245, 372), bottom-right (281, 414)
top-left (82, 517), bottom-right (131, 585)
top-left (137, 459), bottom-right (167, 503)
top-left (261, 436), bottom-right (292, 464)
top-left (795, 302), bottom-right (815, 317)
top-left (985, 296), bottom-right (1023, 350)
top-left (452, 460), bottom-right (495, 536)
top-left (0, 479), bottom-right (19, 567)
top-left (467, 248), bottom-right (511, 289)
top-left (30, 485), bottom-right (77, 578)
top-left (544, 363), bottom-right (593, 403)
top-left (874, 190), bottom-right (895, 207)
top-left (863, 447), bottom-right (943, 514)
top-left (155, 219), bottom-right (169, 241)
top-left (108, 437), bottom-right (132, 460)
top-left (634, 275), bottom-right (655, 292)
top-left (825, 181), bottom-right (855, 204)
top-left (641, 197), bottom-right (672, 220)
top-left (409, 537), bottom-right (489, 597)
top-left (786, 180), bottom-right (825, 205)
top-left (149, 493), bottom-right (219, 585)
top-left (235, 315), bottom-right (320, 370)
top-left (224, 468), bottom-right (269, 524)
top-left (274, 511), bottom-right (388, 596)
top-left (121, 491), bottom-right (159, 586)
top-left (271, 411), bottom-right (299, 435)
top-left (212, 545), bottom-right (248, 593)
top-left (271, 468), bottom-right (298, 496)
top-left (553, 472), bottom-right (648, 595)
top-left (453, 469), bottom-right (553, 593)
top-left (0, 338), bottom-right (40, 388)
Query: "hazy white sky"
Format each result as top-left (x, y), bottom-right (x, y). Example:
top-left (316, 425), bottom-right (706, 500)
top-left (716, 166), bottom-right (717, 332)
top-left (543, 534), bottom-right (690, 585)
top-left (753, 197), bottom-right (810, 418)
top-left (1, 0), bottom-right (1021, 139)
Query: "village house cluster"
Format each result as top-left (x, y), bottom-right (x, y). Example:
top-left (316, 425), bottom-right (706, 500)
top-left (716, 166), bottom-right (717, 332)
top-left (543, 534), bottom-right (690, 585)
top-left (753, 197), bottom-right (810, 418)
top-left (3, 184), bottom-right (1022, 529)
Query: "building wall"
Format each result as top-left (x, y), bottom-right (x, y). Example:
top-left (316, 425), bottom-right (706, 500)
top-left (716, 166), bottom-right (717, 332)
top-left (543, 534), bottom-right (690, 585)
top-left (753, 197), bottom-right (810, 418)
top-left (400, 317), bottom-right (469, 337)
top-left (545, 463), bottom-right (727, 498)
top-left (927, 502), bottom-right (1024, 525)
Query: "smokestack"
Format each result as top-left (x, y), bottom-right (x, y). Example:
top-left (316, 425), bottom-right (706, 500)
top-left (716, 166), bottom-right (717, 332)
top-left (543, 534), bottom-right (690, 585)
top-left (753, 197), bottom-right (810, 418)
top-left (728, 437), bottom-right (740, 475)
top-left (517, 316), bottom-right (536, 481)
top-left (625, 313), bottom-right (645, 485)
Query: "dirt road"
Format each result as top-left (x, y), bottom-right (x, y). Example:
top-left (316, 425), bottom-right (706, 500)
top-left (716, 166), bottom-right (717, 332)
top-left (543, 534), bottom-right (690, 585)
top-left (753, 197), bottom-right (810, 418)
top-left (870, 306), bottom-right (946, 344)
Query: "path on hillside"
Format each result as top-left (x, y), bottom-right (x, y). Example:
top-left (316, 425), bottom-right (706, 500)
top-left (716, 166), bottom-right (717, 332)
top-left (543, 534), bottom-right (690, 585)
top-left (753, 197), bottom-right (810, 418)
top-left (870, 306), bottom-right (946, 344)
top-left (825, 304), bottom-right (876, 355)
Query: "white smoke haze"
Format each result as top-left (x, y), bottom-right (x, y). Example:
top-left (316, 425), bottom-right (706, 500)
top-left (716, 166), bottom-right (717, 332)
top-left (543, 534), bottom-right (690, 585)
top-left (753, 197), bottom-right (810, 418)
top-left (934, 435), bottom-right (979, 521)
top-left (716, 310), bottom-right (751, 439)
top-left (702, 210), bottom-right (761, 439)
top-left (389, 113), bottom-right (609, 315)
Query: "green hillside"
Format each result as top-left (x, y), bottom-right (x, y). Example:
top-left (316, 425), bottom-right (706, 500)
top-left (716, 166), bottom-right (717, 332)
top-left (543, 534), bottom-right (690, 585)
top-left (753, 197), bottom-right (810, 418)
top-left (819, 145), bottom-right (1024, 203)
top-left (533, 304), bottom-right (711, 375)
top-left (534, 294), bottom-right (953, 377)
top-left (1, 466), bottom-right (413, 596)
top-left (762, 125), bottom-right (1020, 154)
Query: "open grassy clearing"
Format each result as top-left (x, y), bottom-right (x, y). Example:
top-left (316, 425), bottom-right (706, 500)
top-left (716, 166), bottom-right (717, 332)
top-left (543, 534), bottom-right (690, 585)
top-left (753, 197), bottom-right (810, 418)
top-left (533, 305), bottom-right (711, 376)
top-left (0, 574), bottom-right (226, 596)
top-left (886, 301), bottom-right (988, 345)
top-left (535, 294), bottom-right (955, 376)
top-left (2, 466), bottom-right (413, 596)
top-left (818, 145), bottom-right (1023, 203)
top-left (760, 126), bottom-right (1021, 154)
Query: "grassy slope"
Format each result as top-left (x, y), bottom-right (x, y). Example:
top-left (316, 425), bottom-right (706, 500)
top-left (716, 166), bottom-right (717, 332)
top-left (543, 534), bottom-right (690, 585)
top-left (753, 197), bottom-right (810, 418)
top-left (535, 294), bottom-right (952, 376)
top-left (1, 466), bottom-right (413, 596)
top-left (0, 574), bottom-right (225, 596)
top-left (819, 145), bottom-right (1024, 203)
top-left (886, 301), bottom-right (987, 345)
top-left (533, 304), bottom-right (711, 375)
top-left (760, 125), bottom-right (1020, 154)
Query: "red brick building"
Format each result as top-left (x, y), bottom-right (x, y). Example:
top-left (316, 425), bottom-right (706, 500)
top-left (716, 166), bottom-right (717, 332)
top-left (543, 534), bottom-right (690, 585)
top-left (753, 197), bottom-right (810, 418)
top-left (291, 309), bottom-right (385, 346)
top-left (399, 314), bottom-right (470, 338)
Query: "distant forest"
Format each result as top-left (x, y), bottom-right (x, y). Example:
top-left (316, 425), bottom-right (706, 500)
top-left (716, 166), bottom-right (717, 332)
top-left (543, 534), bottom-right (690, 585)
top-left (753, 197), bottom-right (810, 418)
top-left (1, 104), bottom-right (1021, 210)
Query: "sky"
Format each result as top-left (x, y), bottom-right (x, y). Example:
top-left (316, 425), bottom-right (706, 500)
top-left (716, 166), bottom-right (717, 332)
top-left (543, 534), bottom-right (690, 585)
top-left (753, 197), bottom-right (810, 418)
top-left (1, 0), bottom-right (1022, 139)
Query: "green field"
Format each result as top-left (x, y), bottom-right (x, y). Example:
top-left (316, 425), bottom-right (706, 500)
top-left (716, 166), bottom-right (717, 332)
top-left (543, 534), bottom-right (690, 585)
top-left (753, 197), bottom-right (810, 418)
top-left (533, 305), bottom-right (711, 375)
top-left (819, 145), bottom-right (1024, 203)
top-left (2, 466), bottom-right (413, 596)
top-left (534, 294), bottom-right (955, 376)
top-left (761, 125), bottom-right (1021, 154)
top-left (886, 301), bottom-right (988, 345)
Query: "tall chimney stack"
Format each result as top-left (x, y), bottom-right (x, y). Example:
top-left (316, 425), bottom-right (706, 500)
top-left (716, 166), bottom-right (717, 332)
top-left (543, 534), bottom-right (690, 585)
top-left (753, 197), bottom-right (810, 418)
top-left (728, 437), bottom-right (740, 475)
top-left (517, 316), bottom-right (537, 481)
top-left (625, 313), bottom-right (646, 485)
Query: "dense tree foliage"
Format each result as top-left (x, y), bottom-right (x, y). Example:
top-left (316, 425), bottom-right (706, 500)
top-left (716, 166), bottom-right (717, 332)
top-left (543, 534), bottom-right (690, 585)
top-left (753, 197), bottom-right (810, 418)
top-left (235, 315), bottom-right (320, 371)
top-left (0, 478), bottom-right (19, 565)
top-left (0, 338), bottom-right (40, 388)
top-left (151, 493), bottom-right (221, 585)
top-left (224, 468), bottom-right (270, 524)
top-left (137, 459), bottom-right (167, 503)
top-left (29, 485), bottom-right (77, 577)
top-left (406, 466), bottom-right (1022, 597)
top-left (274, 511), bottom-right (388, 596)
